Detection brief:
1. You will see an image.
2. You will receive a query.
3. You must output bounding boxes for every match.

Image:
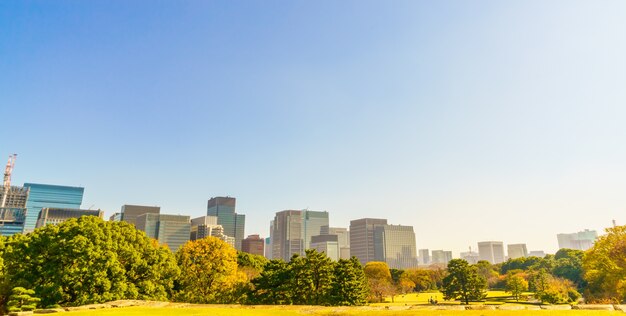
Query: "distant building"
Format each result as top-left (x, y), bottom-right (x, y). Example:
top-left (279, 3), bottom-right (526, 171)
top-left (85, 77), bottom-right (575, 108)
top-left (557, 229), bottom-right (598, 251)
top-left (0, 207), bottom-right (26, 236)
top-left (507, 244), bottom-right (528, 259)
top-left (431, 250), bottom-right (453, 265)
top-left (311, 234), bottom-right (340, 261)
top-left (271, 209), bottom-right (329, 261)
top-left (419, 249), bottom-right (430, 265)
top-left (119, 204), bottom-right (160, 226)
top-left (374, 224), bottom-right (418, 269)
top-left (264, 237), bottom-right (272, 259)
top-left (136, 213), bottom-right (190, 252)
top-left (189, 215), bottom-right (234, 247)
top-left (478, 241), bottom-right (505, 264)
top-left (528, 250), bottom-right (546, 258)
top-left (109, 212), bottom-right (122, 222)
top-left (460, 251), bottom-right (480, 264)
top-left (0, 186), bottom-right (29, 209)
top-left (23, 183), bottom-right (84, 233)
top-left (207, 197), bottom-right (245, 250)
top-left (242, 234), bottom-right (265, 256)
top-left (36, 207), bottom-right (104, 228)
top-left (323, 226), bottom-right (350, 259)
top-left (350, 218), bottom-right (388, 266)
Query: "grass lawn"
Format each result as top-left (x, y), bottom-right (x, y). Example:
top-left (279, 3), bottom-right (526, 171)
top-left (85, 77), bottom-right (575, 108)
top-left (372, 291), bottom-right (538, 306)
top-left (62, 306), bottom-right (622, 316)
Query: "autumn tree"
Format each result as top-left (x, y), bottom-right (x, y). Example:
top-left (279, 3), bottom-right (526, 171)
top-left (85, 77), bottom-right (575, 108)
top-left (2, 217), bottom-right (179, 307)
top-left (364, 261), bottom-right (394, 302)
top-left (442, 259), bottom-right (487, 304)
top-left (505, 272), bottom-right (528, 301)
top-left (402, 269), bottom-right (435, 292)
top-left (175, 236), bottom-right (245, 303)
top-left (583, 225), bottom-right (626, 303)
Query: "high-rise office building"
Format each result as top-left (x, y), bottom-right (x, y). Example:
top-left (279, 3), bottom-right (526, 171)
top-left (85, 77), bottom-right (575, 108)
top-left (264, 237), bottom-right (272, 259)
top-left (36, 208), bottom-right (104, 228)
top-left (311, 234), bottom-right (340, 261)
top-left (242, 234), bottom-right (265, 256)
top-left (136, 213), bottom-right (190, 252)
top-left (189, 215), bottom-right (235, 247)
top-left (557, 229), bottom-right (598, 251)
top-left (322, 226), bottom-right (350, 259)
top-left (373, 224), bottom-right (418, 269)
top-left (271, 209), bottom-right (329, 261)
top-left (350, 218), bottom-right (388, 266)
top-left (23, 183), bottom-right (84, 233)
top-left (460, 251), bottom-right (479, 264)
top-left (419, 249), bottom-right (430, 265)
top-left (431, 250), bottom-right (453, 265)
top-left (507, 243), bottom-right (528, 259)
top-left (119, 204), bottom-right (160, 226)
top-left (478, 241), bottom-right (505, 264)
top-left (207, 197), bottom-right (245, 250)
top-left (0, 186), bottom-right (29, 209)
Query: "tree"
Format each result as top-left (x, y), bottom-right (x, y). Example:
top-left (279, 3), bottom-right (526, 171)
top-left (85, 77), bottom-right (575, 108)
top-left (505, 273), bottom-right (528, 301)
top-left (237, 251), bottom-right (269, 281)
top-left (289, 249), bottom-right (335, 305)
top-left (6, 287), bottom-right (40, 312)
top-left (475, 260), bottom-right (500, 288)
top-left (402, 269), bottom-right (434, 292)
top-left (583, 225), bottom-right (626, 303)
top-left (363, 262), bottom-right (394, 302)
top-left (250, 260), bottom-right (293, 305)
top-left (529, 269), bottom-right (579, 304)
top-left (175, 236), bottom-right (245, 303)
top-left (2, 217), bottom-right (179, 307)
top-left (329, 257), bottom-right (369, 306)
top-left (442, 259), bottom-right (487, 305)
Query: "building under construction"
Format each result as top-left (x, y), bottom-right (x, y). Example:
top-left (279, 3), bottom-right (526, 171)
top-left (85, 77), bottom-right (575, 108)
top-left (0, 154), bottom-right (29, 236)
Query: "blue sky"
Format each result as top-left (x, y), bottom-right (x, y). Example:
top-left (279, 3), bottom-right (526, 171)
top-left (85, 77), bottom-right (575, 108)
top-left (2, 1), bottom-right (625, 255)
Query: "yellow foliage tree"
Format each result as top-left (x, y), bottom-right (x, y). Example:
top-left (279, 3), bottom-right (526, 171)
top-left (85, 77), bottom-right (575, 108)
top-left (583, 225), bottom-right (626, 303)
top-left (175, 237), bottom-right (246, 303)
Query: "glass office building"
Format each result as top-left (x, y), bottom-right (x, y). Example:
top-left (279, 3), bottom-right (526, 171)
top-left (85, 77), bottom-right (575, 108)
top-left (136, 213), bottom-right (191, 252)
top-left (0, 208), bottom-right (26, 236)
top-left (207, 197), bottom-right (245, 250)
top-left (23, 183), bottom-right (84, 233)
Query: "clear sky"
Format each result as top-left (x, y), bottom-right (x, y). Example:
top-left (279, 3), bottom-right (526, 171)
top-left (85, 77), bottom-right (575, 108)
top-left (2, 1), bottom-right (625, 256)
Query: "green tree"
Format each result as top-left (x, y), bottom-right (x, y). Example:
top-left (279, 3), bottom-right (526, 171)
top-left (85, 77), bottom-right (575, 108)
top-left (7, 287), bottom-right (40, 312)
top-left (363, 262), bottom-right (394, 302)
top-left (329, 257), bottom-right (369, 306)
top-left (289, 249), bottom-right (335, 305)
top-left (250, 259), bottom-right (293, 305)
top-left (175, 237), bottom-right (245, 303)
top-left (583, 225), bottom-right (626, 303)
top-left (401, 269), bottom-right (434, 292)
top-left (552, 248), bottom-right (585, 289)
top-left (505, 273), bottom-right (528, 301)
top-left (475, 260), bottom-right (500, 288)
top-left (2, 217), bottom-right (179, 307)
top-left (442, 259), bottom-right (487, 304)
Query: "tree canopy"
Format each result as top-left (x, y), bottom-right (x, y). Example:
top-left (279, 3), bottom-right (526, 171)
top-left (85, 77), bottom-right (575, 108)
top-left (442, 259), bottom-right (487, 304)
top-left (583, 225), bottom-right (626, 303)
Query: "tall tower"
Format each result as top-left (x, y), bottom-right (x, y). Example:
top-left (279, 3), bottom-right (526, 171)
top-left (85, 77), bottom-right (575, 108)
top-left (1, 154), bottom-right (17, 208)
top-left (207, 197), bottom-right (245, 250)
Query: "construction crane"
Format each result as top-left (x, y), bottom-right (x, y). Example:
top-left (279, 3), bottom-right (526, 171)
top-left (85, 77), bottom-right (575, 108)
top-left (1, 154), bottom-right (17, 208)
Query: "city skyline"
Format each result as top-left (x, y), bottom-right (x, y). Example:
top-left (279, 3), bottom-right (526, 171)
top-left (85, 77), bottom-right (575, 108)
top-left (3, 1), bottom-right (626, 256)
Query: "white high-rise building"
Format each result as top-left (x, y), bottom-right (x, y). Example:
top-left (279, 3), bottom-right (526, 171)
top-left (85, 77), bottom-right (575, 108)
top-left (460, 251), bottom-right (480, 264)
top-left (557, 229), bottom-right (598, 251)
top-left (419, 249), bottom-right (430, 265)
top-left (431, 250), bottom-right (453, 265)
top-left (271, 210), bottom-right (329, 261)
top-left (507, 244), bottom-right (528, 259)
top-left (478, 241), bottom-right (505, 264)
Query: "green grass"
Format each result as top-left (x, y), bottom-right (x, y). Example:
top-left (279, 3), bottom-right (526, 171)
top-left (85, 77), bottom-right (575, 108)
top-left (373, 291), bottom-right (539, 306)
top-left (62, 306), bottom-right (622, 316)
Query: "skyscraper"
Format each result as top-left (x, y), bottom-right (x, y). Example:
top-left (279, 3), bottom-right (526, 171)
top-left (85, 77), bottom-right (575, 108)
top-left (119, 204), bottom-right (161, 226)
top-left (431, 250), bottom-right (453, 265)
top-left (460, 251), bottom-right (479, 264)
top-left (478, 241), bottom-right (505, 264)
top-left (23, 183), bottom-right (84, 233)
top-left (325, 226), bottom-right (350, 259)
top-left (189, 215), bottom-right (233, 246)
top-left (557, 229), bottom-right (598, 251)
top-left (271, 209), bottom-right (329, 261)
top-left (311, 234), bottom-right (339, 261)
top-left (350, 218), bottom-right (388, 266)
top-left (374, 224), bottom-right (418, 269)
top-left (207, 197), bottom-right (245, 250)
top-left (507, 243), bottom-right (528, 259)
top-left (242, 234), bottom-right (265, 256)
top-left (136, 213), bottom-right (190, 252)
top-left (419, 249), bottom-right (430, 265)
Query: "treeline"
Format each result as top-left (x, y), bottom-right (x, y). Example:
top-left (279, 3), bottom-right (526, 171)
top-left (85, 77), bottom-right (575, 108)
top-left (0, 217), bottom-right (625, 312)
